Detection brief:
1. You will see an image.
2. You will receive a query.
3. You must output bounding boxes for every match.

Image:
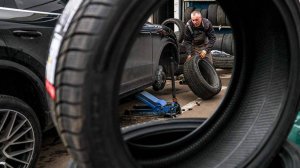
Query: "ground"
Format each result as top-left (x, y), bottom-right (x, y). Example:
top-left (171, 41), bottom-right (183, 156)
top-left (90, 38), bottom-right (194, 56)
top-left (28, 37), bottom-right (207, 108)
top-left (37, 68), bottom-right (232, 168)
top-left (36, 129), bottom-right (70, 168)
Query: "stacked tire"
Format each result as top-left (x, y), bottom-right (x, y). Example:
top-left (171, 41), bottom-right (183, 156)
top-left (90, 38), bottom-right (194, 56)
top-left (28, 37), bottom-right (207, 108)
top-left (207, 4), bottom-right (231, 26)
top-left (213, 33), bottom-right (234, 55)
top-left (184, 7), bottom-right (195, 23)
top-left (212, 33), bottom-right (235, 69)
top-left (206, 3), bottom-right (234, 69)
top-left (184, 6), bottom-right (208, 24)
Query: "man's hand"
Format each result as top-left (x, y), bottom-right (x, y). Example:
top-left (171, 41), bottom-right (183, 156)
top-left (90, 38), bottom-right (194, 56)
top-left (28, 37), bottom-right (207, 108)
top-left (199, 50), bottom-right (207, 59)
top-left (186, 55), bottom-right (192, 62)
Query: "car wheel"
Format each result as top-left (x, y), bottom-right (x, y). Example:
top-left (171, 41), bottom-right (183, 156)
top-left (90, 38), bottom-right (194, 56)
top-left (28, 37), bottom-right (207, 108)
top-left (46, 0), bottom-right (300, 167)
top-left (0, 95), bottom-right (41, 168)
top-left (152, 65), bottom-right (166, 91)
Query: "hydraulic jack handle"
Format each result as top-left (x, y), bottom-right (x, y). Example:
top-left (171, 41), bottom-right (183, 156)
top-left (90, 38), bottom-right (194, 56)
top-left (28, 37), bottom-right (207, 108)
top-left (170, 57), bottom-right (177, 103)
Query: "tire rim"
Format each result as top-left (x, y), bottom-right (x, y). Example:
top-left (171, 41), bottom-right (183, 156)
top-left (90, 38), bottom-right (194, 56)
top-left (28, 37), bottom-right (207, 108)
top-left (0, 110), bottom-right (35, 168)
top-left (154, 66), bottom-right (166, 89)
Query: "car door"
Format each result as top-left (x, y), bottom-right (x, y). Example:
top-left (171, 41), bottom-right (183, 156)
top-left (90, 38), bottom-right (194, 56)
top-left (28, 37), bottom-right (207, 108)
top-left (0, 0), bottom-right (64, 69)
top-left (0, 1), bottom-right (6, 48)
top-left (120, 23), bottom-right (154, 96)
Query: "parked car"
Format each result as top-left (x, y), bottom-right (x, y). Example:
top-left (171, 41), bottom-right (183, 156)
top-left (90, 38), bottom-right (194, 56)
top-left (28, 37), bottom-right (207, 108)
top-left (45, 5), bottom-right (180, 100)
top-left (0, 1), bottom-right (179, 168)
top-left (119, 23), bottom-right (179, 97)
top-left (0, 1), bottom-right (66, 168)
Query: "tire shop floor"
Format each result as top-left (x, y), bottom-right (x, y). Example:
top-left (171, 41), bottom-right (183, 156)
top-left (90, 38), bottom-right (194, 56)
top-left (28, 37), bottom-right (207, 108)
top-left (37, 68), bottom-right (232, 168)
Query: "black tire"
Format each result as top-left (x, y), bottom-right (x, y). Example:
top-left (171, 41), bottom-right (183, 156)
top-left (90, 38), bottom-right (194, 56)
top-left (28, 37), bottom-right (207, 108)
top-left (214, 33), bottom-right (225, 51)
top-left (68, 118), bottom-right (205, 167)
top-left (47, 0), bottom-right (300, 167)
top-left (0, 95), bottom-right (41, 168)
top-left (225, 15), bottom-right (231, 26)
top-left (123, 118), bottom-right (206, 153)
top-left (176, 64), bottom-right (184, 76)
top-left (200, 9), bottom-right (208, 19)
top-left (268, 141), bottom-right (300, 168)
top-left (208, 4), bottom-right (218, 25)
top-left (232, 35), bottom-right (235, 55)
top-left (68, 159), bottom-right (78, 168)
top-left (179, 42), bottom-right (187, 54)
top-left (152, 65), bottom-right (166, 91)
top-left (123, 118), bottom-right (206, 142)
top-left (212, 54), bottom-right (234, 69)
top-left (183, 56), bottom-right (222, 99)
top-left (222, 33), bottom-right (233, 55)
top-left (161, 18), bottom-right (185, 43)
top-left (217, 5), bottom-right (226, 26)
top-left (184, 7), bottom-right (195, 23)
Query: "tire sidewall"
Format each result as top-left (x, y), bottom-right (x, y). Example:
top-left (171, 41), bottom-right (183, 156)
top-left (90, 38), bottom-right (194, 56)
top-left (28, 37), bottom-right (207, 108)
top-left (192, 57), bottom-right (221, 92)
top-left (161, 18), bottom-right (185, 43)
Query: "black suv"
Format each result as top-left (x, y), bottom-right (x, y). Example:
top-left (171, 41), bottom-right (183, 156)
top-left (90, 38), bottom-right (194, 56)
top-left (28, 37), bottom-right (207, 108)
top-left (0, 1), bottom-right (179, 167)
top-left (0, 1), bottom-right (66, 167)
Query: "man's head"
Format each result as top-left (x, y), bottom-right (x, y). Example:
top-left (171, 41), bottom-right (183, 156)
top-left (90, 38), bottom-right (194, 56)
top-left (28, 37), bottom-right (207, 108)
top-left (191, 11), bottom-right (202, 27)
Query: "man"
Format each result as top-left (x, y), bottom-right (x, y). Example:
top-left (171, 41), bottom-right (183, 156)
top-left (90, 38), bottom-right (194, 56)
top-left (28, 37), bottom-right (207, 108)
top-left (184, 10), bottom-right (216, 63)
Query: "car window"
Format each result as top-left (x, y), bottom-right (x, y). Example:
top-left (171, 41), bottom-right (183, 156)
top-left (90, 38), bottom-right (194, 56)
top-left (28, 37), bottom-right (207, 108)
top-left (6, 0), bottom-right (53, 9)
top-left (0, 0), bottom-right (4, 6)
top-left (4, 0), bottom-right (65, 13)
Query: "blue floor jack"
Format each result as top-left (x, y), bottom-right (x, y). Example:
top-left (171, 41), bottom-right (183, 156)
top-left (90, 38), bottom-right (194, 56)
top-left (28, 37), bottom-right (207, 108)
top-left (126, 57), bottom-right (181, 117)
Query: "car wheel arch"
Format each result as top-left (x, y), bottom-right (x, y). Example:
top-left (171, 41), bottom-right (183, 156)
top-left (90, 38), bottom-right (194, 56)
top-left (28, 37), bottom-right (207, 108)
top-left (0, 60), bottom-right (50, 131)
top-left (0, 47), bottom-right (45, 79)
top-left (156, 42), bottom-right (179, 76)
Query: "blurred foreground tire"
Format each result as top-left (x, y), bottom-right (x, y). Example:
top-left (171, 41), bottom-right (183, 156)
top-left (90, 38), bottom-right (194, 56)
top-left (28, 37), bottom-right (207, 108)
top-left (46, 0), bottom-right (300, 168)
top-left (269, 141), bottom-right (300, 168)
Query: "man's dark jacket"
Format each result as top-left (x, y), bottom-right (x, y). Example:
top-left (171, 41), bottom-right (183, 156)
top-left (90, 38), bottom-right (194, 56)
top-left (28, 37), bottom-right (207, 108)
top-left (184, 18), bottom-right (216, 55)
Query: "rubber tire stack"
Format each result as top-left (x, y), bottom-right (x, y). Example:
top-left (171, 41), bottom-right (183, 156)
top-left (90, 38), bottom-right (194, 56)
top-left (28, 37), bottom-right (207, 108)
top-left (206, 3), bottom-right (235, 69)
top-left (212, 33), bottom-right (235, 69)
top-left (47, 0), bottom-right (300, 168)
top-left (207, 3), bottom-right (230, 26)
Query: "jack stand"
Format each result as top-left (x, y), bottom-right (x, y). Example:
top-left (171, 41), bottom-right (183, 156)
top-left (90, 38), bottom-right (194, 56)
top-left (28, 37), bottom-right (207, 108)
top-left (125, 91), bottom-right (180, 117)
top-left (126, 57), bottom-right (181, 117)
